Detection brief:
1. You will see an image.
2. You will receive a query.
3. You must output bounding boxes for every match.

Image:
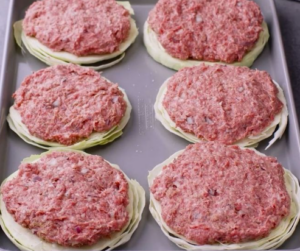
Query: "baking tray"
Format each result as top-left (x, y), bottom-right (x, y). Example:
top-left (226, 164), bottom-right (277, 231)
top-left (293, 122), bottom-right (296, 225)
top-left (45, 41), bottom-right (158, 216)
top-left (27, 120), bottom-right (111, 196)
top-left (0, 0), bottom-right (300, 250)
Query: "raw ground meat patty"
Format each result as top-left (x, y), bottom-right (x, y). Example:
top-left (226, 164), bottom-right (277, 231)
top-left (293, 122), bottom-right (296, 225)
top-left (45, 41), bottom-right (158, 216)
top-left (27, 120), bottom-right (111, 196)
top-left (23, 0), bottom-right (131, 56)
top-left (148, 0), bottom-right (263, 63)
top-left (1, 151), bottom-right (129, 247)
top-left (13, 64), bottom-right (127, 145)
top-left (163, 64), bottom-right (283, 144)
top-left (151, 142), bottom-right (290, 244)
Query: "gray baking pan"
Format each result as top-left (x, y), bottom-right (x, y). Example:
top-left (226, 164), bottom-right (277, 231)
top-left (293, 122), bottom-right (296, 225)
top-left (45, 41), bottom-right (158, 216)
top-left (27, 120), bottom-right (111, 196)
top-left (0, 0), bottom-right (300, 250)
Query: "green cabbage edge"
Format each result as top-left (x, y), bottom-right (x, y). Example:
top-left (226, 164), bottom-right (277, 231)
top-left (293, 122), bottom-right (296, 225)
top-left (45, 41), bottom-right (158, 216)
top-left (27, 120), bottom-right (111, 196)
top-left (0, 149), bottom-right (145, 251)
top-left (7, 87), bottom-right (132, 150)
top-left (147, 147), bottom-right (300, 250)
top-left (144, 20), bottom-right (270, 70)
top-left (13, 1), bottom-right (138, 70)
top-left (154, 77), bottom-right (288, 149)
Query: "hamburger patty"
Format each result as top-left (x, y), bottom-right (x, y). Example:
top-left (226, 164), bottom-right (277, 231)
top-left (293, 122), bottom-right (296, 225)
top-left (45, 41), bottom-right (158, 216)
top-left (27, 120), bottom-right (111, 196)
top-left (148, 0), bottom-right (263, 63)
top-left (13, 64), bottom-right (127, 145)
top-left (1, 151), bottom-right (129, 247)
top-left (162, 64), bottom-right (283, 144)
top-left (151, 142), bottom-right (290, 244)
top-left (23, 0), bottom-right (131, 56)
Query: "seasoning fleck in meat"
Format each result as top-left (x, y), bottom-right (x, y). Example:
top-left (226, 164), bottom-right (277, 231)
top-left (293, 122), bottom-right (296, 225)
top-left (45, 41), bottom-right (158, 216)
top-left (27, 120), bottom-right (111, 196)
top-left (1, 151), bottom-right (129, 247)
top-left (151, 142), bottom-right (290, 244)
top-left (163, 64), bottom-right (283, 144)
top-left (23, 0), bottom-right (131, 56)
top-left (13, 64), bottom-right (127, 145)
top-left (148, 0), bottom-right (263, 63)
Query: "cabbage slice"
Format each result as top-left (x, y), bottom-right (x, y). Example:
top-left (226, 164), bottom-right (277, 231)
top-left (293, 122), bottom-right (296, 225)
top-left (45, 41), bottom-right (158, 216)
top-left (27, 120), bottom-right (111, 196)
top-left (13, 2), bottom-right (138, 70)
top-left (116, 1), bottom-right (135, 15)
top-left (7, 88), bottom-right (132, 150)
top-left (144, 21), bottom-right (269, 70)
top-left (0, 149), bottom-right (145, 251)
top-left (154, 78), bottom-right (288, 149)
top-left (148, 147), bottom-right (300, 250)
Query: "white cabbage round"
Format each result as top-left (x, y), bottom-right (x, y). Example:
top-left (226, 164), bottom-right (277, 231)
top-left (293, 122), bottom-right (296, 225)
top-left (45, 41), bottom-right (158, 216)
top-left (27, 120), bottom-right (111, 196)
top-left (148, 147), bottom-right (300, 250)
top-left (7, 87), bottom-right (132, 150)
top-left (13, 2), bottom-right (138, 70)
top-left (144, 20), bottom-right (269, 71)
top-left (0, 149), bottom-right (145, 251)
top-left (154, 78), bottom-right (288, 149)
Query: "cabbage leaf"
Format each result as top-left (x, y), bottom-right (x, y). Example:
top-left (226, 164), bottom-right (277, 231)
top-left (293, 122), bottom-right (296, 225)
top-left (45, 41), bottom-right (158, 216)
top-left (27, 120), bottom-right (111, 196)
top-left (154, 78), bottom-right (288, 149)
top-left (0, 149), bottom-right (145, 251)
top-left (13, 2), bottom-right (138, 70)
top-left (7, 88), bottom-right (132, 150)
top-left (148, 147), bottom-right (300, 250)
top-left (144, 21), bottom-right (269, 70)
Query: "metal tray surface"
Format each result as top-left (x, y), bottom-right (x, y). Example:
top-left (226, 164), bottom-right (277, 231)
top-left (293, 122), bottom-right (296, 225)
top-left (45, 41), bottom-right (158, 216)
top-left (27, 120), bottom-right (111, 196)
top-left (0, 0), bottom-right (300, 250)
